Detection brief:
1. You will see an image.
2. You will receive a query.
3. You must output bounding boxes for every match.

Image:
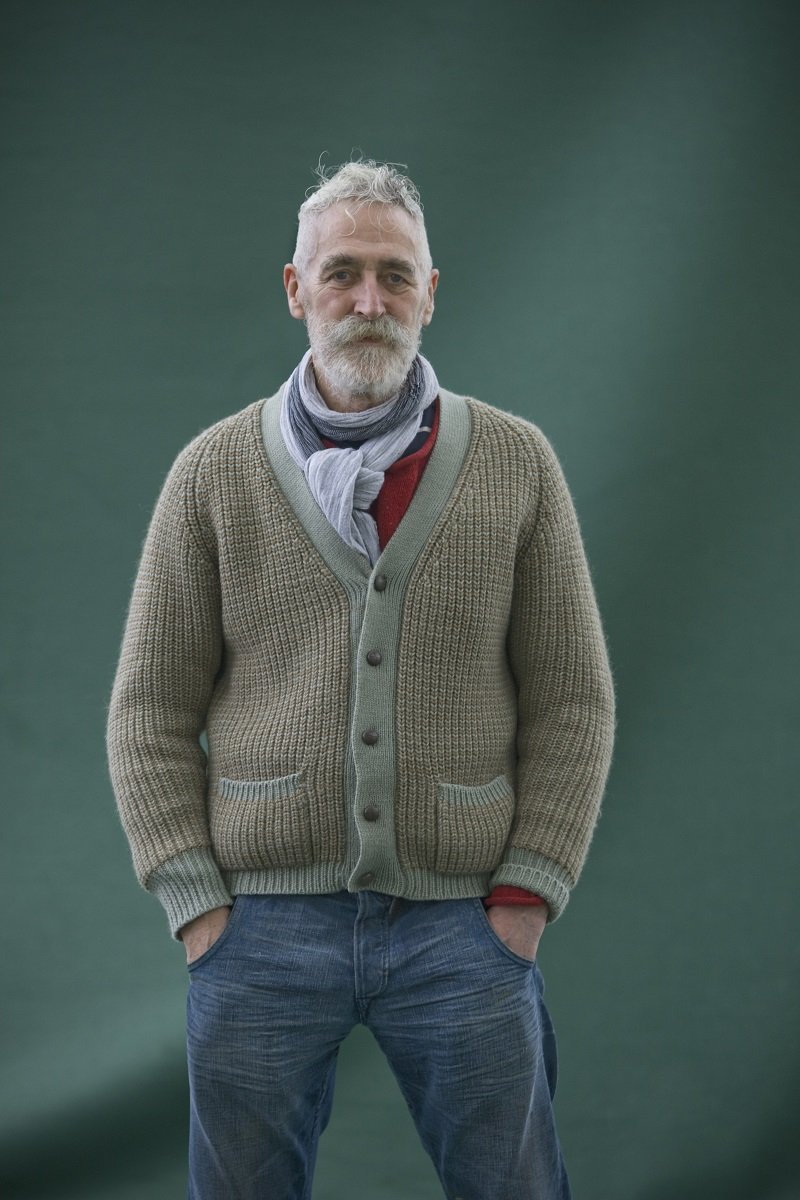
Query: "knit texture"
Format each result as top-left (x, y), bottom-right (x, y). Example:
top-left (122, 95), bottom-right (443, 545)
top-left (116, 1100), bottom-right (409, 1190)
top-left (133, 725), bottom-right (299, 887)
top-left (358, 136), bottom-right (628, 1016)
top-left (107, 387), bottom-right (615, 936)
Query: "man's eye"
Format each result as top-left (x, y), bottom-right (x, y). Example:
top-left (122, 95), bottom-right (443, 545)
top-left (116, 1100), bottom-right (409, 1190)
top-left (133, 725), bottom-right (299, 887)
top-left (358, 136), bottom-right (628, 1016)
top-left (387, 274), bottom-right (406, 285)
top-left (331, 271), bottom-right (351, 281)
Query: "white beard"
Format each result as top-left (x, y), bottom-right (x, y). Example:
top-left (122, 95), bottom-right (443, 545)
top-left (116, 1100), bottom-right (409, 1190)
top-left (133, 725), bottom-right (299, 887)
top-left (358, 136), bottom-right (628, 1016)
top-left (305, 312), bottom-right (421, 402)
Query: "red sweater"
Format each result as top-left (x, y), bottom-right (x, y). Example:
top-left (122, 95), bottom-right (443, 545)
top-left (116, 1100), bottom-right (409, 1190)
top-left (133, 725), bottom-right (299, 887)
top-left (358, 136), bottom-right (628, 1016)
top-left (324, 398), bottom-right (545, 911)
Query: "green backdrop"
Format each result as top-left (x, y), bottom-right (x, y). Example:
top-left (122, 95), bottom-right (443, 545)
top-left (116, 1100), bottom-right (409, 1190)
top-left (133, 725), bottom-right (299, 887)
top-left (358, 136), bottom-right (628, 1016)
top-left (2, 2), bottom-right (798, 1197)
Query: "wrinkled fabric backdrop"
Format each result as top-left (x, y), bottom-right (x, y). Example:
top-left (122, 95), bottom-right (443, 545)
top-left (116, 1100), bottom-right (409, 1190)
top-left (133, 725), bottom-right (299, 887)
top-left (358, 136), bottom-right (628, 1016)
top-left (2, 2), bottom-right (798, 1198)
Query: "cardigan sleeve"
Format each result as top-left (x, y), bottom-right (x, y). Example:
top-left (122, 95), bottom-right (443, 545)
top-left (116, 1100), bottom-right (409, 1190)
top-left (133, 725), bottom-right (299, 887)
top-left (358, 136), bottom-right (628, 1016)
top-left (491, 434), bottom-right (616, 920)
top-left (106, 441), bottom-right (233, 937)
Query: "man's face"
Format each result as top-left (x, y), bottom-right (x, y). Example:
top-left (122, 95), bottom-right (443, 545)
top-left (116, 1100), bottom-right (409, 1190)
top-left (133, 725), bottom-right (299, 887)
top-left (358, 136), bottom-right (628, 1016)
top-left (284, 202), bottom-right (439, 403)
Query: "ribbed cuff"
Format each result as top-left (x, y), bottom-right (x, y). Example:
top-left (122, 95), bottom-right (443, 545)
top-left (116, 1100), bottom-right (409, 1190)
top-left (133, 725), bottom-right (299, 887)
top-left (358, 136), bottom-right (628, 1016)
top-left (490, 849), bottom-right (573, 922)
top-left (146, 846), bottom-right (234, 939)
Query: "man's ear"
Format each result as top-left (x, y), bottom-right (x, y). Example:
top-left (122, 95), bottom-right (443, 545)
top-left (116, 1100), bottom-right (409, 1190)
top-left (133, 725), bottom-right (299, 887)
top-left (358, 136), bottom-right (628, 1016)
top-left (421, 268), bottom-right (439, 326)
top-left (284, 264), bottom-right (306, 320)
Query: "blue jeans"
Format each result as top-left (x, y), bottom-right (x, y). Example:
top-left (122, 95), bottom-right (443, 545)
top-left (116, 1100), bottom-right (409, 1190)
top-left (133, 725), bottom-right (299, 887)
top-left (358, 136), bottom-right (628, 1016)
top-left (186, 892), bottom-right (571, 1200)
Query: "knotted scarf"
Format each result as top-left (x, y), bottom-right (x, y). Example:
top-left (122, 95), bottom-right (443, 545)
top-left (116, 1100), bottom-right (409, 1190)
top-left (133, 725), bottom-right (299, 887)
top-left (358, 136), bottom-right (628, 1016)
top-left (279, 348), bottom-right (440, 564)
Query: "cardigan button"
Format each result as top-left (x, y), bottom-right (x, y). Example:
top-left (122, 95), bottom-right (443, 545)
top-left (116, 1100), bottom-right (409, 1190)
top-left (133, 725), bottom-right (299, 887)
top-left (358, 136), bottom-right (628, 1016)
top-left (361, 728), bottom-right (379, 745)
top-left (373, 573), bottom-right (387, 592)
top-left (359, 871), bottom-right (376, 886)
top-left (363, 804), bottom-right (380, 821)
top-left (366, 650), bottom-right (382, 666)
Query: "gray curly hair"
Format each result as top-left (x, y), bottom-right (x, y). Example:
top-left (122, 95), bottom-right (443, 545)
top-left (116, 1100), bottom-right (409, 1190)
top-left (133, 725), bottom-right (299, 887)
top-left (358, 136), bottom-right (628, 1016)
top-left (293, 158), bottom-right (432, 274)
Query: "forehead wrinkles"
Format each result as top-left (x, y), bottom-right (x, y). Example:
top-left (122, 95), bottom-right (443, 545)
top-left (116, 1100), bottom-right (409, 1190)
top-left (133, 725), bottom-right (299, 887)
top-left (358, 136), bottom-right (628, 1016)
top-left (303, 202), bottom-right (424, 268)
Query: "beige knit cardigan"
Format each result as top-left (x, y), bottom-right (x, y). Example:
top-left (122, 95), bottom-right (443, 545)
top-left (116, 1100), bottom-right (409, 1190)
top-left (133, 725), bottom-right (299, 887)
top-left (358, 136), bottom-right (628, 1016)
top-left (107, 386), bottom-right (615, 937)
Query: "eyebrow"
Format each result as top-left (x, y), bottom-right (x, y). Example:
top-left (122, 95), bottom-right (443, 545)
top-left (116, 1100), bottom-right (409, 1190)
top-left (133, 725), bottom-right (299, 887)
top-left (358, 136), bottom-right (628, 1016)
top-left (318, 254), bottom-right (418, 279)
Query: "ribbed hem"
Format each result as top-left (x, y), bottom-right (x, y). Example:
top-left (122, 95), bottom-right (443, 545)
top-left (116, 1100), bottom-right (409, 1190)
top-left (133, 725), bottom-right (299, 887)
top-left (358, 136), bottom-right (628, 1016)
top-left (144, 849), bottom-right (573, 937)
top-left (490, 850), bottom-right (573, 922)
top-left (222, 863), bottom-right (498, 903)
top-left (146, 847), bottom-right (234, 939)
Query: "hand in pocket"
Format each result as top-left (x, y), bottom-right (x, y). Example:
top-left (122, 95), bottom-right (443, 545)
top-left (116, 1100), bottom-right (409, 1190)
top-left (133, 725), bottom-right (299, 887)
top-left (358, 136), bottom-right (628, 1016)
top-left (486, 903), bottom-right (547, 961)
top-left (180, 905), bottom-right (232, 965)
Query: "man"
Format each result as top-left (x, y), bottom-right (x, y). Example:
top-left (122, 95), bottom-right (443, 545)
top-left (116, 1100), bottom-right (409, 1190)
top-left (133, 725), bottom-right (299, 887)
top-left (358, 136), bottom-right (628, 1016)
top-left (107, 159), bottom-right (615, 1200)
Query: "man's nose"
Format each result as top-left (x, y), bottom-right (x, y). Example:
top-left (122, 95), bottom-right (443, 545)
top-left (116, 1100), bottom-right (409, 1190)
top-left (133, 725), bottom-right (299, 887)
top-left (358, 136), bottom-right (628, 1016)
top-left (352, 275), bottom-right (386, 319)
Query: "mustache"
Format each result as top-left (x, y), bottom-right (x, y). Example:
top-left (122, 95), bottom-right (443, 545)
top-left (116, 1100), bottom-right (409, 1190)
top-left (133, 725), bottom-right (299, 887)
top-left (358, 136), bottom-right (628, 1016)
top-left (319, 315), bottom-right (410, 350)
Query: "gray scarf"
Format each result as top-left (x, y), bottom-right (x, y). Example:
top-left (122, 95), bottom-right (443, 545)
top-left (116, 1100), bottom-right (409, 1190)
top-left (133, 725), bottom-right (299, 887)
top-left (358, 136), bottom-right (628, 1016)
top-left (279, 349), bottom-right (439, 564)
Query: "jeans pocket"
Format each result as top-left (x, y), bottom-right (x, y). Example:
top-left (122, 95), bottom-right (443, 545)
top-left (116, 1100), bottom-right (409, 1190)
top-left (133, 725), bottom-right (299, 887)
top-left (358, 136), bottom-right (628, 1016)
top-left (472, 898), bottom-right (537, 969)
top-left (187, 897), bottom-right (242, 973)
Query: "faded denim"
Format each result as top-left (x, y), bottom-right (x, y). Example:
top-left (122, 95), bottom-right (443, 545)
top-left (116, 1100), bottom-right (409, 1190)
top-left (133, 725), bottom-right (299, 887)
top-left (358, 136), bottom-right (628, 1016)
top-left (186, 892), bottom-right (571, 1199)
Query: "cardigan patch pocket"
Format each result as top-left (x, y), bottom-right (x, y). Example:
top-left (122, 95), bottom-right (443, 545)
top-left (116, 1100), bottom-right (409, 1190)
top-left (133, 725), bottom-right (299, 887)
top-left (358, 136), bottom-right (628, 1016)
top-left (434, 775), bottom-right (515, 874)
top-left (211, 772), bottom-right (312, 869)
